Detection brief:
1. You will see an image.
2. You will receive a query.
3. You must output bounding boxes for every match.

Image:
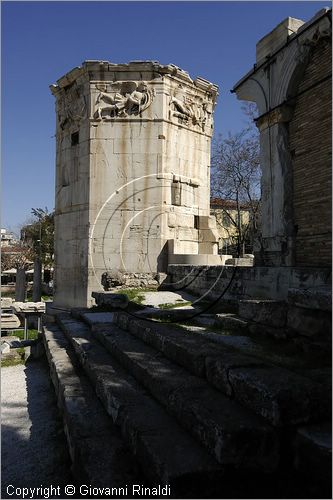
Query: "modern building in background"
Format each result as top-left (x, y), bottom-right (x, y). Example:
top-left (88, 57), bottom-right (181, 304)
top-left (210, 198), bottom-right (257, 255)
top-left (1, 228), bottom-right (17, 248)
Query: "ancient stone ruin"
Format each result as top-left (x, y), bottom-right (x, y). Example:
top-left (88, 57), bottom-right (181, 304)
top-left (169, 8), bottom-right (332, 330)
top-left (51, 61), bottom-right (221, 308)
top-left (233, 8), bottom-right (331, 267)
top-left (42, 9), bottom-right (332, 499)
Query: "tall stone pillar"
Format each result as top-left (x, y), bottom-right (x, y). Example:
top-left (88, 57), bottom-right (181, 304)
top-left (50, 61), bottom-right (218, 308)
top-left (32, 258), bottom-right (42, 302)
top-left (15, 268), bottom-right (26, 302)
top-left (254, 106), bottom-right (295, 265)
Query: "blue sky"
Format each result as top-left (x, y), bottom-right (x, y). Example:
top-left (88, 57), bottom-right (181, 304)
top-left (1, 1), bottom-right (329, 234)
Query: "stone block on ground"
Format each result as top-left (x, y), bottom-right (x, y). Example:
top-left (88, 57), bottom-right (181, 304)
top-left (12, 301), bottom-right (46, 313)
top-left (1, 313), bottom-right (21, 329)
top-left (0, 335), bottom-right (20, 344)
top-left (1, 343), bottom-right (11, 354)
top-left (214, 313), bottom-right (249, 330)
top-left (1, 297), bottom-right (13, 309)
top-left (92, 292), bottom-right (129, 309)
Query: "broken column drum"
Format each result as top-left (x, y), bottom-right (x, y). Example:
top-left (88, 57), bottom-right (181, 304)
top-left (51, 61), bottom-right (219, 307)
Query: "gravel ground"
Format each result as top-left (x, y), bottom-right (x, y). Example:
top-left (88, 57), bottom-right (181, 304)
top-left (1, 357), bottom-right (72, 498)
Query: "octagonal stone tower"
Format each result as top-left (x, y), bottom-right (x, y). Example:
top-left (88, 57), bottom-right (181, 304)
top-left (51, 61), bottom-right (219, 307)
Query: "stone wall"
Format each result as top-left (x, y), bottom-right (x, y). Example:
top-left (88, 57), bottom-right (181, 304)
top-left (167, 264), bottom-right (331, 302)
top-left (289, 38), bottom-right (332, 267)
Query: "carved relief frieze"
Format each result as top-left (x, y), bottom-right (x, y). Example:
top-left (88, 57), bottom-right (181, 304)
top-left (169, 89), bottom-right (213, 131)
top-left (58, 84), bottom-right (87, 130)
top-left (93, 81), bottom-right (155, 120)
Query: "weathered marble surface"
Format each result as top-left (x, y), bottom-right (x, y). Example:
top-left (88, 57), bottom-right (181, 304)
top-left (51, 61), bottom-right (219, 307)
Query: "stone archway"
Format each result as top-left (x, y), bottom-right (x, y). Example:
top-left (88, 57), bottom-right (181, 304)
top-left (232, 9), bottom-right (331, 266)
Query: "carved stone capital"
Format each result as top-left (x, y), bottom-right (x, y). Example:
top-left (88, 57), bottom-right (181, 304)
top-left (256, 103), bottom-right (294, 130)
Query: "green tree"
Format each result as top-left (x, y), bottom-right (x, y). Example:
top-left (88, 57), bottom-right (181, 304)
top-left (21, 208), bottom-right (54, 268)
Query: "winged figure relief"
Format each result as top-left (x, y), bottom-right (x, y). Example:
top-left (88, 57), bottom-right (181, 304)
top-left (170, 92), bottom-right (211, 131)
top-left (94, 82), bottom-right (155, 119)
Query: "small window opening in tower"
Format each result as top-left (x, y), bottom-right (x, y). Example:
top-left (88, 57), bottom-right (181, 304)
top-left (71, 131), bottom-right (79, 146)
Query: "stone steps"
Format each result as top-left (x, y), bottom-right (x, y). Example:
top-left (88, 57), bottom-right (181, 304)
top-left (180, 315), bottom-right (330, 367)
top-left (213, 313), bottom-right (249, 331)
top-left (207, 311), bottom-right (290, 340)
top-left (208, 306), bottom-right (292, 340)
top-left (42, 324), bottom-right (139, 491)
top-left (81, 311), bottom-right (330, 427)
top-left (54, 315), bottom-right (230, 497)
top-left (238, 299), bottom-right (287, 329)
top-left (238, 297), bottom-right (332, 339)
top-left (57, 314), bottom-right (278, 473)
top-left (44, 308), bottom-right (332, 497)
top-left (188, 296), bottom-right (332, 340)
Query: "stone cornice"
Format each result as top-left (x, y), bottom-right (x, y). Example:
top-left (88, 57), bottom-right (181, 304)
top-left (232, 8), bottom-right (331, 94)
top-left (50, 60), bottom-right (218, 102)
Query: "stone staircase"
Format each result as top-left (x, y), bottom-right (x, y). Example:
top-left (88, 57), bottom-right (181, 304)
top-left (43, 307), bottom-right (332, 498)
top-left (42, 323), bottom-right (140, 492)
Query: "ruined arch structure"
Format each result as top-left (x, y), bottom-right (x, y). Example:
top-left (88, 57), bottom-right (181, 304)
top-left (232, 9), bottom-right (331, 267)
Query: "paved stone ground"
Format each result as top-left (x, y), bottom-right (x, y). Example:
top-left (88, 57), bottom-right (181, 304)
top-left (1, 358), bottom-right (73, 499)
top-left (141, 290), bottom-right (195, 308)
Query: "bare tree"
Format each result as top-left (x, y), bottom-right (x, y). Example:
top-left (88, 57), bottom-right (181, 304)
top-left (1, 244), bottom-right (34, 271)
top-left (1, 244), bottom-right (34, 301)
top-left (211, 125), bottom-right (261, 257)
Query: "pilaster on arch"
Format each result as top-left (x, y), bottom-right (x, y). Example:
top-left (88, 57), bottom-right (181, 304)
top-left (231, 9), bottom-right (332, 267)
